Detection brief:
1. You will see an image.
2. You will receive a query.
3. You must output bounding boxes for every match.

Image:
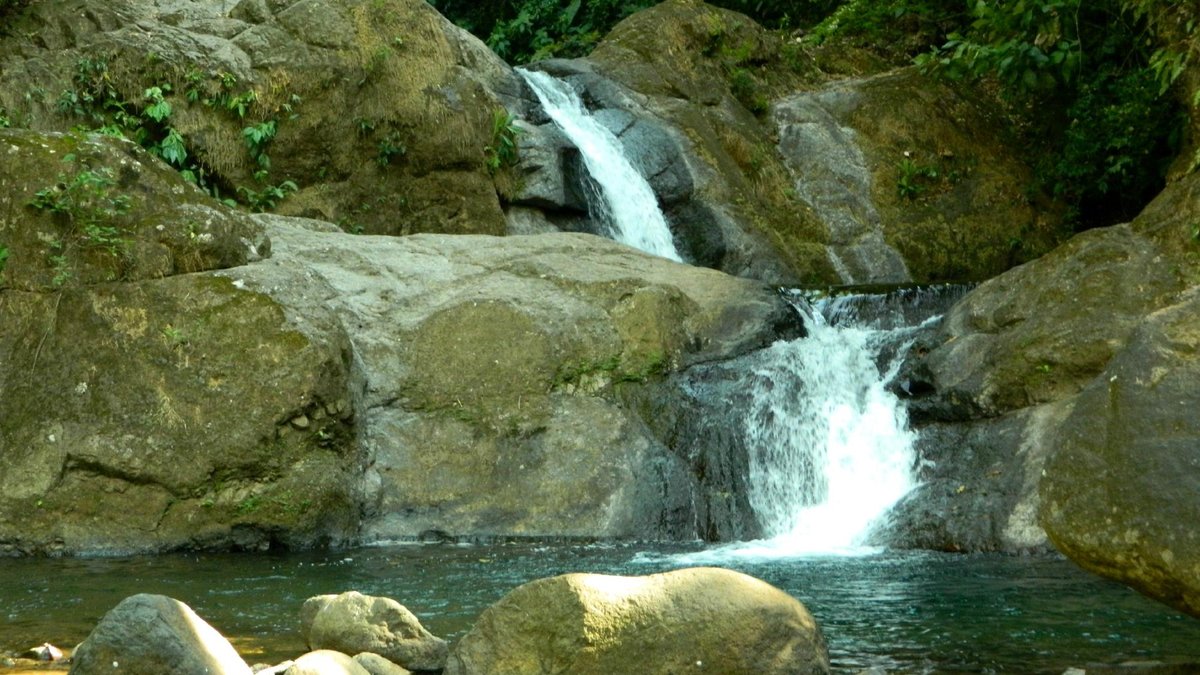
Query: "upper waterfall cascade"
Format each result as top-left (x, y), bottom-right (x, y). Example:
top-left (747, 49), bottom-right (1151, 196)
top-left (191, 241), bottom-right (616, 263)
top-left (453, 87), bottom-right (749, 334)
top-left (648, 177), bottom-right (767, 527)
top-left (518, 69), bottom-right (683, 262)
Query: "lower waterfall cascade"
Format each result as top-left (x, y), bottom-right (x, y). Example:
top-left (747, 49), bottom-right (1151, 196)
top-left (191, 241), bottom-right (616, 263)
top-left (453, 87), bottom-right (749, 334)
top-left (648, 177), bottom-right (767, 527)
top-left (667, 288), bottom-right (961, 562)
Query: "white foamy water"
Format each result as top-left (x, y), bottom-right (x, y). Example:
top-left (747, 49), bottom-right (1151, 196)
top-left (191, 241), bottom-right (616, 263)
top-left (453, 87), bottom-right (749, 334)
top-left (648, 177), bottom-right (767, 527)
top-left (663, 295), bottom-right (924, 564)
top-left (518, 69), bottom-right (683, 262)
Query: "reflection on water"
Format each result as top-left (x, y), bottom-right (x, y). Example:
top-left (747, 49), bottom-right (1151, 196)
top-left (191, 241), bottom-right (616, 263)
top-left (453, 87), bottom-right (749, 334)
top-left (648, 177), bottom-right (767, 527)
top-left (2, 543), bottom-right (1198, 673)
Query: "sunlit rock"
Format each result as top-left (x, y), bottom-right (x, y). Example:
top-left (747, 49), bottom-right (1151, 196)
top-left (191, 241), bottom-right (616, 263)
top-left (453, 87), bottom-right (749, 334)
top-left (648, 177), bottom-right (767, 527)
top-left (446, 567), bottom-right (830, 675)
top-left (301, 592), bottom-right (446, 672)
top-left (69, 594), bottom-right (252, 675)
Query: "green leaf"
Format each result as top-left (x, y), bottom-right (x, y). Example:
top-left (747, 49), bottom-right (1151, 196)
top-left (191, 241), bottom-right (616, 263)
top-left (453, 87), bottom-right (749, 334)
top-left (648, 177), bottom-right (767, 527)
top-left (159, 128), bottom-right (187, 166)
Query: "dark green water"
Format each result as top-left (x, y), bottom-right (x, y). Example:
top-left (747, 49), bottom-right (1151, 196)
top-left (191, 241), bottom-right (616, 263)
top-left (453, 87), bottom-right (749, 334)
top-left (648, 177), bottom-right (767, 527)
top-left (2, 543), bottom-right (1198, 673)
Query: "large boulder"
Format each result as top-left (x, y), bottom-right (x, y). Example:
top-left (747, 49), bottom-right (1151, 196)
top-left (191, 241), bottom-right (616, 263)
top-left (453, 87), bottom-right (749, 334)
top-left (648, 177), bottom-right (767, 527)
top-left (300, 592), bottom-right (446, 672)
top-left (242, 218), bottom-right (798, 542)
top-left (882, 170), bottom-right (1200, 569)
top-left (0, 130), bottom-right (799, 553)
top-left (445, 567), bottom-right (830, 675)
top-left (0, 0), bottom-right (518, 236)
top-left (904, 224), bottom-right (1183, 420)
top-left (1040, 288), bottom-right (1200, 618)
top-left (69, 594), bottom-right (252, 675)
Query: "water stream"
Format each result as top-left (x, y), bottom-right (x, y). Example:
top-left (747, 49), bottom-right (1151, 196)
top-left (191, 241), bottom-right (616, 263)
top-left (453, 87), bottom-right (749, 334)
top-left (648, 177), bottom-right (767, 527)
top-left (518, 69), bottom-right (683, 261)
top-left (3, 544), bottom-right (1199, 673)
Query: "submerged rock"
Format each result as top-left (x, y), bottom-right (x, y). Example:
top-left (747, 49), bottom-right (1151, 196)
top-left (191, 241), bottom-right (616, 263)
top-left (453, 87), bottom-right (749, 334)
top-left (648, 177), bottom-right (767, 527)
top-left (445, 567), bottom-right (830, 675)
top-left (69, 594), bottom-right (252, 675)
top-left (301, 592), bottom-right (446, 672)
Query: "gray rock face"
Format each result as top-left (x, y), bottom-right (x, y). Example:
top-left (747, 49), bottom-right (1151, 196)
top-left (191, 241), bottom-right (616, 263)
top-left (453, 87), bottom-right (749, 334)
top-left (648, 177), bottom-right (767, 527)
top-left (773, 84), bottom-right (909, 284)
top-left (301, 592), bottom-right (446, 672)
top-left (446, 567), bottom-right (830, 675)
top-left (234, 217), bottom-right (796, 543)
top-left (69, 594), bottom-right (252, 675)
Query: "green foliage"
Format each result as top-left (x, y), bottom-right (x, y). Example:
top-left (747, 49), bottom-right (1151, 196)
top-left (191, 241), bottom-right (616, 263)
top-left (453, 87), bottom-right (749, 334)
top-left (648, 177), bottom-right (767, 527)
top-left (0, 108), bottom-right (11, 128)
top-left (896, 157), bottom-right (939, 199)
top-left (485, 108), bottom-right (521, 173)
top-left (57, 58), bottom-right (192, 174)
top-left (814, 0), bottom-right (1189, 230)
top-left (29, 163), bottom-right (132, 238)
top-left (0, 244), bottom-right (8, 274)
top-left (238, 180), bottom-right (298, 213)
top-left (28, 157), bottom-right (135, 285)
top-left (430, 0), bottom-right (654, 63)
top-left (242, 119), bottom-right (277, 175)
top-left (376, 132), bottom-right (407, 167)
top-left (431, 0), bottom-right (840, 63)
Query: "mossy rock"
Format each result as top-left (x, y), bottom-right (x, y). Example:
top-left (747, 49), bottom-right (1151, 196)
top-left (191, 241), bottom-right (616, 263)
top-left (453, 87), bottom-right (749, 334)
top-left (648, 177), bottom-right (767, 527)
top-left (586, 0), bottom-right (837, 285)
top-left (0, 0), bottom-right (516, 236)
top-left (1040, 290), bottom-right (1200, 618)
top-left (0, 273), bottom-right (357, 554)
top-left (0, 129), bottom-right (267, 291)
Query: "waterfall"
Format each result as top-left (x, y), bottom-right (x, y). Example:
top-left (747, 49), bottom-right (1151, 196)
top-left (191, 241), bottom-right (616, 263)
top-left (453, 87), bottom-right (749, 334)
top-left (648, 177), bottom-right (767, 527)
top-left (518, 69), bottom-right (683, 262)
top-left (653, 289), bottom-right (948, 563)
top-left (739, 295), bottom-right (921, 555)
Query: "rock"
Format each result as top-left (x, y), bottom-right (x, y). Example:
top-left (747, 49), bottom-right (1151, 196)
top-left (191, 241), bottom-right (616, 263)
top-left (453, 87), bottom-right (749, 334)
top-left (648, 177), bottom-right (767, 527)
top-left (508, 121), bottom-right (586, 212)
top-left (879, 166), bottom-right (1199, 560)
top-left (446, 567), bottom-right (830, 675)
top-left (0, 0), bottom-right (517, 236)
top-left (301, 592), bottom-right (446, 672)
top-left (353, 653), bottom-right (412, 675)
top-left (68, 594), bottom-right (252, 675)
top-left (0, 129), bottom-right (268, 292)
top-left (772, 68), bottom-right (1066, 284)
top-left (879, 224), bottom-right (1182, 553)
top-left (578, 2), bottom-right (836, 285)
top-left (1040, 288), bottom-right (1200, 618)
top-left (286, 651), bottom-right (369, 675)
top-left (0, 194), bottom-right (797, 553)
top-left (22, 643), bottom-right (64, 661)
top-left (903, 224), bottom-right (1183, 420)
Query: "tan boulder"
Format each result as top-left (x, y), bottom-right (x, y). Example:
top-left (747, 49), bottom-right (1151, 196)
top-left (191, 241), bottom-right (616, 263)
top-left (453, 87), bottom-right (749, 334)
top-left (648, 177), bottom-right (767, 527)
top-left (446, 567), bottom-right (830, 675)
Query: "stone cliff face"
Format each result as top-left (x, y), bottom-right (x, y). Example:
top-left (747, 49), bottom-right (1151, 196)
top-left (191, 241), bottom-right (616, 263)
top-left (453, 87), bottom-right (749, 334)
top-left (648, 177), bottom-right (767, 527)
top-left (0, 129), bottom-right (799, 554)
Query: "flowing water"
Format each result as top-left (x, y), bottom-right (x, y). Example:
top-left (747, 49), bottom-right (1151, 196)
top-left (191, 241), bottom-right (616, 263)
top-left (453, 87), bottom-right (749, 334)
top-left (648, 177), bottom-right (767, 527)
top-left (3, 543), bottom-right (1200, 673)
top-left (518, 69), bottom-right (683, 261)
